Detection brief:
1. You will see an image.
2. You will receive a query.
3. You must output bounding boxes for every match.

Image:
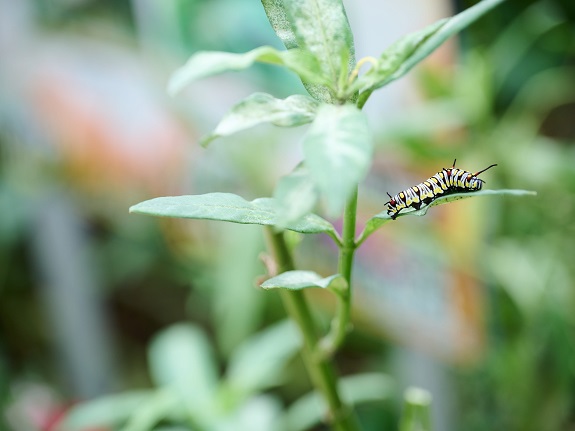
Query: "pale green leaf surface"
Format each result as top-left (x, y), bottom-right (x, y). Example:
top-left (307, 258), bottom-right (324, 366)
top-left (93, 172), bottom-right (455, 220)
top-left (273, 164), bottom-right (319, 228)
top-left (357, 189), bottom-right (536, 245)
top-left (303, 78), bottom-right (337, 103)
top-left (201, 93), bottom-right (319, 147)
top-left (260, 270), bottom-right (346, 293)
top-left (168, 46), bottom-right (327, 95)
top-left (58, 391), bottom-right (154, 431)
top-left (261, 0), bottom-right (298, 49)
top-left (130, 193), bottom-right (338, 239)
top-left (303, 104), bottom-right (373, 215)
top-left (226, 320), bottom-right (301, 396)
top-left (148, 324), bottom-right (218, 417)
top-left (284, 0), bottom-right (355, 84)
top-left (283, 373), bottom-right (394, 431)
top-left (130, 193), bottom-right (337, 238)
top-left (260, 0), bottom-right (342, 103)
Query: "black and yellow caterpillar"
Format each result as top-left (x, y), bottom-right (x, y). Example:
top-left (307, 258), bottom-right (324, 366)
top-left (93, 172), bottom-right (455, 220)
top-left (386, 159), bottom-right (497, 220)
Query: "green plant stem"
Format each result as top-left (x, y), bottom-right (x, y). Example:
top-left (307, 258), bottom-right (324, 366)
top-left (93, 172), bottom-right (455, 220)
top-left (320, 186), bottom-right (358, 357)
top-left (265, 228), bottom-right (360, 431)
top-left (356, 89), bottom-right (373, 109)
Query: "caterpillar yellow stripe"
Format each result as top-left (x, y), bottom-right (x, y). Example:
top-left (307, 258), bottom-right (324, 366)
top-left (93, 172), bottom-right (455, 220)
top-left (386, 159), bottom-right (497, 220)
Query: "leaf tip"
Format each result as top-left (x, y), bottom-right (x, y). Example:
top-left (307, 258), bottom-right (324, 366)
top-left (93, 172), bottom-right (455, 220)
top-left (128, 201), bottom-right (149, 215)
top-left (199, 134), bottom-right (216, 148)
top-left (259, 280), bottom-right (274, 290)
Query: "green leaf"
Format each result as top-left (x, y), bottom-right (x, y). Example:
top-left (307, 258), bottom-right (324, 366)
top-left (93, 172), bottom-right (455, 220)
top-left (355, 0), bottom-right (505, 100)
top-left (399, 387), bottom-right (432, 431)
top-left (216, 396), bottom-right (283, 431)
top-left (226, 320), bottom-right (301, 397)
top-left (120, 389), bottom-right (179, 431)
top-left (260, 270), bottom-right (346, 294)
top-left (201, 93), bottom-right (319, 147)
top-left (130, 193), bottom-right (339, 241)
top-left (59, 391), bottom-right (154, 431)
top-left (261, 0), bottom-right (298, 49)
top-left (273, 164), bottom-right (319, 229)
top-left (284, 0), bottom-right (355, 85)
top-left (148, 324), bottom-right (219, 419)
top-left (357, 189), bottom-right (536, 245)
top-left (283, 372), bottom-right (394, 431)
top-left (168, 46), bottom-right (327, 96)
top-left (303, 104), bottom-right (373, 215)
top-left (261, 0), bottom-right (356, 103)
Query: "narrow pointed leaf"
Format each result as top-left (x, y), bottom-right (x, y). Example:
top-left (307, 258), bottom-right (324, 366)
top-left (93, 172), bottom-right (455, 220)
top-left (303, 104), bottom-right (373, 215)
top-left (273, 164), bottom-right (319, 228)
top-left (168, 46), bottom-right (327, 96)
top-left (201, 93), bottom-right (319, 147)
top-left (355, 0), bottom-right (505, 95)
top-left (260, 270), bottom-right (346, 294)
top-left (130, 193), bottom-right (338, 240)
top-left (357, 189), bottom-right (536, 244)
top-left (226, 320), bottom-right (301, 396)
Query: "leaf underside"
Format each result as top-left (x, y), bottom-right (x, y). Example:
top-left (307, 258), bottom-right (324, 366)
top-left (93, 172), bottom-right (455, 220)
top-left (201, 92), bottom-right (319, 147)
top-left (260, 270), bottom-right (346, 292)
top-left (129, 193), bottom-right (338, 239)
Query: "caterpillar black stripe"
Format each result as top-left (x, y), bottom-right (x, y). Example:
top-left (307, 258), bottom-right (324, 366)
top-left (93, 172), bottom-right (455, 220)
top-left (385, 159), bottom-right (497, 220)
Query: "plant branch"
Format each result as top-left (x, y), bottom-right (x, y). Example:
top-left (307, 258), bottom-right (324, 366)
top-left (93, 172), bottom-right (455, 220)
top-left (356, 89), bottom-right (373, 109)
top-left (264, 228), bottom-right (360, 431)
top-left (319, 186), bottom-right (358, 358)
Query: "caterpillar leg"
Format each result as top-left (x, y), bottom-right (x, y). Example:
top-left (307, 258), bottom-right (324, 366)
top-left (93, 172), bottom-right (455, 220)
top-left (390, 206), bottom-right (408, 220)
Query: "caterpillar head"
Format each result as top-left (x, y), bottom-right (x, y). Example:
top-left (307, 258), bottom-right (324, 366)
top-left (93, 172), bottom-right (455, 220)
top-left (471, 163), bottom-right (497, 190)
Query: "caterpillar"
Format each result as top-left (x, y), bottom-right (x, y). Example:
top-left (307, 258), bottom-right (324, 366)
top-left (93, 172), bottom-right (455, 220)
top-left (385, 159), bottom-right (497, 220)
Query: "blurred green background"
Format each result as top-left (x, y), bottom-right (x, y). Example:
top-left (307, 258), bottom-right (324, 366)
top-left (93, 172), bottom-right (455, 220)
top-left (0, 0), bottom-right (574, 430)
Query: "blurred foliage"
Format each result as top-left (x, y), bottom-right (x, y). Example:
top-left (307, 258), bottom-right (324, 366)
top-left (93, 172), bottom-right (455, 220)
top-left (0, 1), bottom-right (292, 429)
top-left (380, 1), bottom-right (575, 429)
top-left (60, 320), bottom-right (301, 431)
